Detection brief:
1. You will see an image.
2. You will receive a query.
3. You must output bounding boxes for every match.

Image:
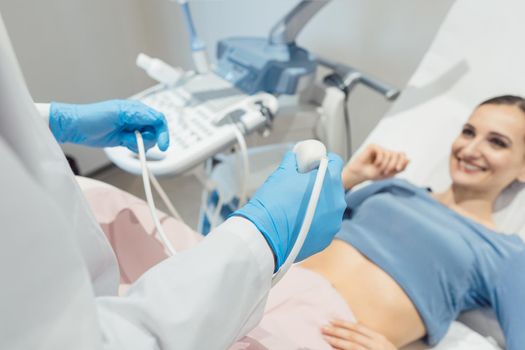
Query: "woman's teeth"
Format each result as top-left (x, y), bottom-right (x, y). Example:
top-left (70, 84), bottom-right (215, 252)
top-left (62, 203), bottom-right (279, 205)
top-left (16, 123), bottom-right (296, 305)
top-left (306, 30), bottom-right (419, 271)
top-left (460, 160), bottom-right (486, 171)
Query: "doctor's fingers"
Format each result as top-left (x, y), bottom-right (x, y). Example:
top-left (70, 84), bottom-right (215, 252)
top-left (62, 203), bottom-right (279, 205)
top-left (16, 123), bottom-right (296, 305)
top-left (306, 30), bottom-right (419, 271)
top-left (139, 113), bottom-right (170, 152)
top-left (123, 102), bottom-right (170, 151)
top-left (155, 124), bottom-right (170, 151)
top-left (120, 130), bottom-right (157, 153)
top-left (278, 151), bottom-right (298, 171)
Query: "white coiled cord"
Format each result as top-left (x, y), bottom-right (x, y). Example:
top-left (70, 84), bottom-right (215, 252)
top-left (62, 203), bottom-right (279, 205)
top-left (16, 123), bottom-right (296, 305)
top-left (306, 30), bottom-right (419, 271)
top-left (134, 124), bottom-right (250, 252)
top-left (135, 130), bottom-right (178, 256)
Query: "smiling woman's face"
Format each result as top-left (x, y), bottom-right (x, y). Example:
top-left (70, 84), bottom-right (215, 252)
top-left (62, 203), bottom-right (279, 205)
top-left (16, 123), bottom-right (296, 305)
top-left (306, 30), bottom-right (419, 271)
top-left (449, 103), bottom-right (525, 195)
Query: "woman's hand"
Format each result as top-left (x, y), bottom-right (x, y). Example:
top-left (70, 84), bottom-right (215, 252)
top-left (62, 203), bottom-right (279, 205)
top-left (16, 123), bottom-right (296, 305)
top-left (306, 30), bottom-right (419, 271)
top-left (322, 320), bottom-right (397, 350)
top-left (342, 144), bottom-right (409, 190)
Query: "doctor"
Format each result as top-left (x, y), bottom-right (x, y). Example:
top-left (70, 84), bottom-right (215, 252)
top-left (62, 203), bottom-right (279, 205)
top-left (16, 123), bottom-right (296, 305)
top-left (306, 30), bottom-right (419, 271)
top-left (0, 15), bottom-right (346, 350)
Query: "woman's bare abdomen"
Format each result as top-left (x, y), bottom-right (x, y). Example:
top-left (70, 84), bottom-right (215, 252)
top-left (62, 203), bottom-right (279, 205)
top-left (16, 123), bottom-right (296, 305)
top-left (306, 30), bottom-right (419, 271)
top-left (300, 239), bottom-right (426, 347)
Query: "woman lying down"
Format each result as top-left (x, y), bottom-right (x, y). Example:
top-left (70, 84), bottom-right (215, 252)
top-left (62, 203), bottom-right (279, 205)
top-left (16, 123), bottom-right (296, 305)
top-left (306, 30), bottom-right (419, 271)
top-left (82, 95), bottom-right (525, 349)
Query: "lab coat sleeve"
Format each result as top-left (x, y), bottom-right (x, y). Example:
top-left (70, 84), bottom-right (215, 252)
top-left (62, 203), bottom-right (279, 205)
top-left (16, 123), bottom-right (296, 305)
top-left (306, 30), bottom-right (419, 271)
top-left (96, 216), bottom-right (275, 350)
top-left (34, 103), bottom-right (50, 123)
top-left (492, 250), bottom-right (525, 350)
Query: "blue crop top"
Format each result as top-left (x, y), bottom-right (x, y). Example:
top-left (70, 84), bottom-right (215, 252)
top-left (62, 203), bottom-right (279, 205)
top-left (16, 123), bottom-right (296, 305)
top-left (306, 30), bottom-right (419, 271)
top-left (335, 179), bottom-right (525, 347)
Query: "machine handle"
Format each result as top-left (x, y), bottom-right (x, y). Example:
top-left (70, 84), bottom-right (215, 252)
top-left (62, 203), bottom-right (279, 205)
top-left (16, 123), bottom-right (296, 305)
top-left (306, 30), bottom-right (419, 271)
top-left (359, 73), bottom-right (400, 100)
top-left (317, 56), bottom-right (399, 100)
top-left (269, 0), bottom-right (331, 45)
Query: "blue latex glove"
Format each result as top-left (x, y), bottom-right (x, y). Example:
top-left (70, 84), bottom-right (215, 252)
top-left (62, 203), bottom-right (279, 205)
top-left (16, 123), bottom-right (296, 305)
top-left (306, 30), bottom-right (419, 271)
top-left (49, 100), bottom-right (169, 152)
top-left (233, 151), bottom-right (346, 271)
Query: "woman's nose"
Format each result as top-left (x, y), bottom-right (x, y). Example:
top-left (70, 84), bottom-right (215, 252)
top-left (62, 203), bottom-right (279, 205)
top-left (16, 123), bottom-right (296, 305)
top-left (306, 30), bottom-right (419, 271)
top-left (461, 138), bottom-right (483, 157)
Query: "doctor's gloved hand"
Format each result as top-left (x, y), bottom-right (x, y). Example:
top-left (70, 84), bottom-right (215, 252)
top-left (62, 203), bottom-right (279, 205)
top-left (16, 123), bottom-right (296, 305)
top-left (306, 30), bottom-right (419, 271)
top-left (49, 100), bottom-right (169, 152)
top-left (232, 151), bottom-right (346, 271)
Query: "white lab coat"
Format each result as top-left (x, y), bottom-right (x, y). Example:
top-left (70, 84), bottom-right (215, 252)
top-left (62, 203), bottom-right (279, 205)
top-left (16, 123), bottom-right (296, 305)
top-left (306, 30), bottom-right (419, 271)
top-left (0, 14), bottom-right (273, 350)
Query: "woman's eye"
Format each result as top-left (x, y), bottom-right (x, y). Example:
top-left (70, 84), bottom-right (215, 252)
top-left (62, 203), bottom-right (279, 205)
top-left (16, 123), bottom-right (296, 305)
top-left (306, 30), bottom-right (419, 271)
top-left (462, 128), bottom-right (475, 137)
top-left (489, 138), bottom-right (508, 148)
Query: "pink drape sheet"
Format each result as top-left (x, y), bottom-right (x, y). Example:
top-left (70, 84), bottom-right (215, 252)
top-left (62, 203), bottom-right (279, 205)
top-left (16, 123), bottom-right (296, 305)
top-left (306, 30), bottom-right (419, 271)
top-left (78, 176), bottom-right (356, 349)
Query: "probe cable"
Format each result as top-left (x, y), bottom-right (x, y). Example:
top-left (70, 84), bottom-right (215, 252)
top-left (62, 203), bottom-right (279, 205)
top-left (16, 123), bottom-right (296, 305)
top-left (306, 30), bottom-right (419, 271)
top-left (231, 124), bottom-right (249, 207)
top-left (136, 130), bottom-right (326, 289)
top-left (271, 155), bottom-right (328, 286)
top-left (135, 130), bottom-right (178, 256)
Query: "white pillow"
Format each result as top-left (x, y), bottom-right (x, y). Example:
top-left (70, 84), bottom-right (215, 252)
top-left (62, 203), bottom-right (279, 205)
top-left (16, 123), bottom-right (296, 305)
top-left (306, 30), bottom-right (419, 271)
top-left (494, 181), bottom-right (525, 239)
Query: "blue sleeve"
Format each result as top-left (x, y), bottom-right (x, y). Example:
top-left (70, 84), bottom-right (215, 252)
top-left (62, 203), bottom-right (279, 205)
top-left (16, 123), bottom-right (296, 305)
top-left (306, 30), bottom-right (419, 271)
top-left (345, 178), bottom-right (420, 211)
top-left (492, 250), bottom-right (525, 350)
